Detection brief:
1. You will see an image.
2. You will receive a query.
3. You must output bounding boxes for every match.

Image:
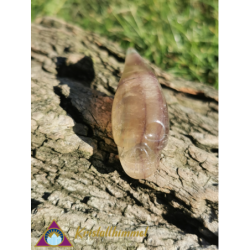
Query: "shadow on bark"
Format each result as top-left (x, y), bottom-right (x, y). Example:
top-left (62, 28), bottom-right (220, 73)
top-left (31, 199), bottom-right (42, 211)
top-left (56, 56), bottom-right (95, 86)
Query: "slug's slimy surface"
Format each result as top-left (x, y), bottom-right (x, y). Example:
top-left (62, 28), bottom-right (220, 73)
top-left (112, 48), bottom-right (169, 179)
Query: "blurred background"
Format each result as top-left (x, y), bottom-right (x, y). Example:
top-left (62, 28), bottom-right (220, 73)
top-left (31, 0), bottom-right (218, 88)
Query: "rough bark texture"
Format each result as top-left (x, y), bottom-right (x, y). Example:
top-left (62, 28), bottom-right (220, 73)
top-left (31, 17), bottom-right (218, 250)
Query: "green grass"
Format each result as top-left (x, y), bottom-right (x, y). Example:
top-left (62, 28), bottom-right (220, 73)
top-left (31, 0), bottom-right (218, 88)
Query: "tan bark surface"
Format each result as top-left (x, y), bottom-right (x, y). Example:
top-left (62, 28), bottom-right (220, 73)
top-left (31, 17), bottom-right (218, 250)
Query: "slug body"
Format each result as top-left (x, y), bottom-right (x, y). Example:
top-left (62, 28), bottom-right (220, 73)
top-left (112, 48), bottom-right (169, 179)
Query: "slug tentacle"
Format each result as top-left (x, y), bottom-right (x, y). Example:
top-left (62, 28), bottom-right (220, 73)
top-left (112, 48), bottom-right (169, 179)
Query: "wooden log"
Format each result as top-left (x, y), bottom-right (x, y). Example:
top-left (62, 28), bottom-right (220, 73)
top-left (31, 17), bottom-right (218, 249)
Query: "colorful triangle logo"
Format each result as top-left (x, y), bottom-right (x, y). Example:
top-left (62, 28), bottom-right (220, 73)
top-left (35, 220), bottom-right (73, 247)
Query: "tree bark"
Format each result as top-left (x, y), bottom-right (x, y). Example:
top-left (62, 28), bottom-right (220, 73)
top-left (31, 17), bottom-right (218, 250)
